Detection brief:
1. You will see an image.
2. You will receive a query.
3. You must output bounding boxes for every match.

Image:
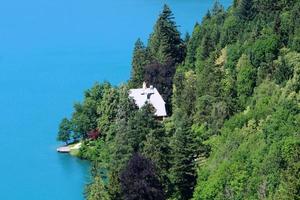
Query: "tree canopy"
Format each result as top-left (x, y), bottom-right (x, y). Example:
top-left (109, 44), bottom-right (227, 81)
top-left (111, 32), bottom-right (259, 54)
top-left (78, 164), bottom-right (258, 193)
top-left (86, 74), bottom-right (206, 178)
top-left (57, 1), bottom-right (300, 200)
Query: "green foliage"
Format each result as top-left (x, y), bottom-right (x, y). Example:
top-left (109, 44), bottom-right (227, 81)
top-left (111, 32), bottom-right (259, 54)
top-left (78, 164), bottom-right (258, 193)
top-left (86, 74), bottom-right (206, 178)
top-left (235, 0), bottom-right (254, 20)
top-left (120, 153), bottom-right (165, 200)
top-left (57, 118), bottom-right (72, 144)
top-left (169, 112), bottom-right (200, 200)
top-left (185, 24), bottom-right (202, 69)
top-left (71, 82), bottom-right (114, 139)
top-left (273, 49), bottom-right (294, 85)
top-left (195, 57), bottom-right (222, 98)
top-left (129, 39), bottom-right (150, 88)
top-left (236, 54), bottom-right (256, 107)
top-left (193, 81), bottom-right (300, 200)
top-left (96, 86), bottom-right (119, 135)
top-left (57, 2), bottom-right (300, 200)
top-left (145, 5), bottom-right (186, 114)
top-left (220, 15), bottom-right (241, 47)
top-left (149, 4), bottom-right (184, 64)
top-left (250, 32), bottom-right (279, 69)
top-left (126, 104), bottom-right (159, 152)
top-left (292, 29), bottom-right (300, 52)
top-left (211, 0), bottom-right (224, 16)
top-left (85, 176), bottom-right (110, 200)
top-left (173, 70), bottom-right (197, 117)
top-left (142, 125), bottom-right (170, 194)
top-left (279, 49), bottom-right (300, 93)
top-left (85, 164), bottom-right (110, 200)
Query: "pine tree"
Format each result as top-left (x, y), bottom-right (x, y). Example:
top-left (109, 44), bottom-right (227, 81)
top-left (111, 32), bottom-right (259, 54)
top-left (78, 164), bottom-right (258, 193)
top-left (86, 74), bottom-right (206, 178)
top-left (199, 34), bottom-right (214, 61)
top-left (127, 103), bottom-right (159, 152)
top-left (196, 57), bottom-right (222, 98)
top-left (211, 0), bottom-right (224, 16)
top-left (235, 0), bottom-right (254, 20)
top-left (204, 10), bottom-right (211, 20)
top-left (120, 153), bottom-right (165, 200)
top-left (169, 113), bottom-right (199, 200)
top-left (142, 118), bottom-right (171, 195)
top-left (184, 23), bottom-right (202, 69)
top-left (107, 85), bottom-right (137, 199)
top-left (148, 4), bottom-right (184, 64)
top-left (129, 39), bottom-right (149, 88)
top-left (145, 4), bottom-right (185, 115)
top-left (108, 127), bottom-right (133, 200)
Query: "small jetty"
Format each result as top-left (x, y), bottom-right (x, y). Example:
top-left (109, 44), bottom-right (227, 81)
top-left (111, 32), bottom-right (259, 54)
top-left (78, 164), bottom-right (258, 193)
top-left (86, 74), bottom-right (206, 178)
top-left (56, 142), bottom-right (81, 153)
top-left (56, 146), bottom-right (70, 153)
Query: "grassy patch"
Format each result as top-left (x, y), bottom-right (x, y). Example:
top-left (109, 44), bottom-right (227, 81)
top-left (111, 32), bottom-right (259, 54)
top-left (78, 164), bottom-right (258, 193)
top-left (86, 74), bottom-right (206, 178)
top-left (70, 149), bottom-right (80, 157)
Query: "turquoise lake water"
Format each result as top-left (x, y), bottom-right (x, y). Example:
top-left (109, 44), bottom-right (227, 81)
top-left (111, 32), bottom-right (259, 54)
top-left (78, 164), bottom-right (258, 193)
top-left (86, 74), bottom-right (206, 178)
top-left (0, 0), bottom-right (231, 199)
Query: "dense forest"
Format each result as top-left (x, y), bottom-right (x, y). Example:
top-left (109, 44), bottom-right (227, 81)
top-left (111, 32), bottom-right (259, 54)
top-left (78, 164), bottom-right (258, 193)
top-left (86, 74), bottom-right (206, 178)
top-left (57, 0), bottom-right (300, 199)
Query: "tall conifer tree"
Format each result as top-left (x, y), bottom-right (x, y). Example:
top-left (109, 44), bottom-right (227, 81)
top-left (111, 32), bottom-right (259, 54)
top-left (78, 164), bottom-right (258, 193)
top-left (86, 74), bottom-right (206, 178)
top-left (148, 4), bottom-right (184, 64)
top-left (235, 0), bottom-right (254, 20)
top-left (129, 39), bottom-right (149, 88)
top-left (169, 113), bottom-right (199, 200)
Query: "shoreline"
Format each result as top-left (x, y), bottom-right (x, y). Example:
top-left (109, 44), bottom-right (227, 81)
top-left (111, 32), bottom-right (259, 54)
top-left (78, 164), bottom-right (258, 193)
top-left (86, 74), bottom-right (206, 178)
top-left (57, 142), bottom-right (81, 156)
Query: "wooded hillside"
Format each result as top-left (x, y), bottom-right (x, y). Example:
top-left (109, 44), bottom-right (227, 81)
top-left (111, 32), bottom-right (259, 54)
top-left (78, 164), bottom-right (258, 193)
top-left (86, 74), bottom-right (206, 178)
top-left (57, 1), bottom-right (300, 199)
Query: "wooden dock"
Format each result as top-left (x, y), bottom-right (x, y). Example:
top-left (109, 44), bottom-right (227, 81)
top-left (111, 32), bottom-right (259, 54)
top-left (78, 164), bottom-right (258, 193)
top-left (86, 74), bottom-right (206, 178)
top-left (56, 142), bottom-right (81, 153)
top-left (56, 146), bottom-right (70, 153)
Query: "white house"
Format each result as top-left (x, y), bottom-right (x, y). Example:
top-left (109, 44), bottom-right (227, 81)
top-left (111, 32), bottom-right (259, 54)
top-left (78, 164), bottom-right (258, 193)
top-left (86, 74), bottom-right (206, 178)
top-left (129, 82), bottom-right (167, 117)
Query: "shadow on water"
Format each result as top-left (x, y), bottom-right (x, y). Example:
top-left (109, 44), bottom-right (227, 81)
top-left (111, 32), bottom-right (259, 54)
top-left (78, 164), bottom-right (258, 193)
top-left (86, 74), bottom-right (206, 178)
top-left (56, 151), bottom-right (91, 180)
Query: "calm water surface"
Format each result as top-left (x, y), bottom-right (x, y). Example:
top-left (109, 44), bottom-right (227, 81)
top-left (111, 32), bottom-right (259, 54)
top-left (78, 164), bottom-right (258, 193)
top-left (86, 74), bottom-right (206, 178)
top-left (0, 0), bottom-right (231, 199)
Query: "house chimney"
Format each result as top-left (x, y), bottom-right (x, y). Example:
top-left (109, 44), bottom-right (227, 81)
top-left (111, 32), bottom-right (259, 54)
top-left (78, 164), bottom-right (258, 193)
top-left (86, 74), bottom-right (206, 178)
top-left (149, 85), bottom-right (154, 93)
top-left (147, 85), bottom-right (154, 100)
top-left (143, 82), bottom-right (147, 90)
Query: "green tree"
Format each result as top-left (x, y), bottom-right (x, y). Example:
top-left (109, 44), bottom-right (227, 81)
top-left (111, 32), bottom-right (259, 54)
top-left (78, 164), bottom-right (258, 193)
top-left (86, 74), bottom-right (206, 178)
top-left (56, 1), bottom-right (300, 200)
top-left (220, 15), bottom-right (241, 47)
top-left (211, 0), bottom-right (224, 16)
top-left (129, 39), bottom-right (149, 88)
top-left (292, 28), bottom-right (300, 52)
top-left (173, 70), bottom-right (198, 119)
top-left (85, 176), bottom-right (110, 200)
top-left (193, 81), bottom-right (300, 200)
top-left (71, 82), bottom-right (112, 139)
top-left (235, 0), bottom-right (254, 20)
top-left (142, 118), bottom-right (171, 196)
top-left (148, 4), bottom-right (184, 64)
top-left (96, 86), bottom-right (119, 136)
top-left (107, 85), bottom-right (137, 199)
top-left (145, 4), bottom-right (185, 114)
top-left (184, 23), bottom-right (202, 69)
top-left (127, 103), bottom-right (160, 152)
top-left (85, 163), bottom-right (110, 200)
top-left (195, 56), bottom-right (222, 98)
top-left (273, 50), bottom-right (293, 85)
top-left (250, 32), bottom-right (279, 69)
top-left (236, 54), bottom-right (256, 107)
top-left (169, 113), bottom-right (199, 200)
top-left (198, 34), bottom-right (214, 60)
top-left (120, 153), bottom-right (165, 200)
top-left (57, 118), bottom-right (72, 144)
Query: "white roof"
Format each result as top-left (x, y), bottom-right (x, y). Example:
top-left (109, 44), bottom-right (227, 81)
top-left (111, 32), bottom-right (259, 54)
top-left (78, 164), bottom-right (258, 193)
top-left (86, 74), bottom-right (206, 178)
top-left (129, 87), bottom-right (167, 117)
